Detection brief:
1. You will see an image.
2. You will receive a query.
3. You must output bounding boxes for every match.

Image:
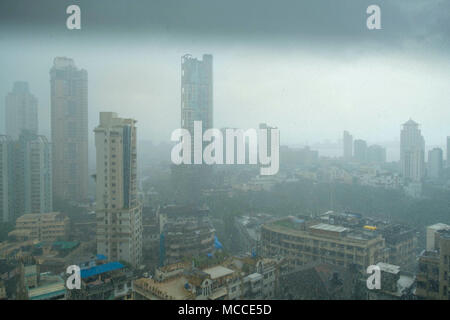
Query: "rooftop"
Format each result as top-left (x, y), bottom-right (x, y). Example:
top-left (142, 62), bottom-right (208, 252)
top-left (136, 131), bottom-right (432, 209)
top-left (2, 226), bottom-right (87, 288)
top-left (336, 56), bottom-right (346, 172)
top-left (309, 223), bottom-right (348, 233)
top-left (377, 262), bottom-right (400, 275)
top-left (202, 265), bottom-right (234, 280)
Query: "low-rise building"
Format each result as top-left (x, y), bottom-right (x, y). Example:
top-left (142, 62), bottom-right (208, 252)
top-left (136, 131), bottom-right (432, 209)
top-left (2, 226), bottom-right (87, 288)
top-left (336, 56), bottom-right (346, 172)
top-left (260, 216), bottom-right (387, 273)
top-left (9, 212), bottom-right (69, 242)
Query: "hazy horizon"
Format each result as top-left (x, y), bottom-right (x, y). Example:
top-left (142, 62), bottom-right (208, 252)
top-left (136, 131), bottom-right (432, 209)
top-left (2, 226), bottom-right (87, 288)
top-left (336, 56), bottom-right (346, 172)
top-left (1, 0), bottom-right (449, 163)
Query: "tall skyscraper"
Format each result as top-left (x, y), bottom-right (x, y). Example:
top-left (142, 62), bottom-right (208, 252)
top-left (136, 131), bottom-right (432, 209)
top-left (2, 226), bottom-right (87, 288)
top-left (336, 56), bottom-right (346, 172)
top-left (343, 131), bottom-right (353, 160)
top-left (447, 136), bottom-right (450, 168)
top-left (172, 54), bottom-right (214, 200)
top-left (14, 131), bottom-right (53, 216)
top-left (50, 57), bottom-right (88, 203)
top-left (94, 112), bottom-right (142, 268)
top-left (5, 81), bottom-right (38, 139)
top-left (400, 119), bottom-right (425, 182)
top-left (0, 135), bottom-right (14, 223)
top-left (428, 147), bottom-right (443, 181)
top-left (181, 53), bottom-right (213, 162)
top-left (353, 139), bottom-right (367, 163)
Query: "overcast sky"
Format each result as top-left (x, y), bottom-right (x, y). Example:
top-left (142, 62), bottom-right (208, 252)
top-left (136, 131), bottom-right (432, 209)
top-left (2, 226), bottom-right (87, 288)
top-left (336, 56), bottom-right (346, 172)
top-left (1, 0), bottom-right (449, 161)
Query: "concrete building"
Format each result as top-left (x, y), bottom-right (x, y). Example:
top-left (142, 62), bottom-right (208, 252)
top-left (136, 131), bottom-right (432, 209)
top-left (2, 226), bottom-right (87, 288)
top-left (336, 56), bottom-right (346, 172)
top-left (343, 131), bottom-right (353, 160)
top-left (260, 216), bottom-right (387, 273)
top-left (400, 119), bottom-right (425, 182)
top-left (0, 135), bottom-right (14, 223)
top-left (67, 258), bottom-right (135, 300)
top-left (428, 147), bottom-right (443, 181)
top-left (171, 54), bottom-right (214, 198)
top-left (94, 112), bottom-right (142, 268)
top-left (181, 53), bottom-right (213, 152)
top-left (426, 223), bottom-right (450, 251)
top-left (353, 139), bottom-right (367, 163)
top-left (21, 265), bottom-right (66, 300)
top-left (9, 212), bottom-right (69, 242)
top-left (50, 57), bottom-right (88, 203)
top-left (157, 205), bottom-right (215, 266)
top-left (14, 131), bottom-right (52, 216)
top-left (5, 81), bottom-right (38, 140)
top-left (447, 136), bottom-right (450, 168)
top-left (416, 229), bottom-right (450, 300)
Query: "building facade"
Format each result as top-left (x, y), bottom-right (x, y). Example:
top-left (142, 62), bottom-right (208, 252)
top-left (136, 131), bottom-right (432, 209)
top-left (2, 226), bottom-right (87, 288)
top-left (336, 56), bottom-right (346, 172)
top-left (428, 147), bottom-right (443, 181)
top-left (9, 212), bottom-right (69, 242)
top-left (343, 131), bottom-right (353, 160)
top-left (0, 136), bottom-right (14, 223)
top-left (353, 139), bottom-right (367, 163)
top-left (14, 132), bottom-right (52, 216)
top-left (5, 81), bottom-right (38, 140)
top-left (400, 119), bottom-right (425, 182)
top-left (50, 57), bottom-right (88, 203)
top-left (260, 216), bottom-right (387, 273)
top-left (94, 112), bottom-right (142, 268)
top-left (157, 205), bottom-right (215, 266)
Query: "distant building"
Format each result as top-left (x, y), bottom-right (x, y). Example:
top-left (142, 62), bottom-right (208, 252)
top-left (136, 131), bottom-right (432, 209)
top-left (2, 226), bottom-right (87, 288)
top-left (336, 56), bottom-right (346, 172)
top-left (94, 112), bottom-right (143, 268)
top-left (343, 131), bottom-right (353, 160)
top-left (50, 57), bottom-right (88, 203)
top-left (5, 81), bottom-right (38, 140)
top-left (0, 135), bottom-right (14, 223)
top-left (353, 139), bottom-right (367, 163)
top-left (428, 147), bottom-right (443, 181)
top-left (447, 136), bottom-right (450, 168)
top-left (367, 145), bottom-right (386, 164)
top-left (14, 131), bottom-right (52, 216)
top-left (9, 212), bottom-right (69, 242)
top-left (400, 119), bottom-right (425, 182)
top-left (172, 54), bottom-right (214, 197)
top-left (0, 132), bottom-right (52, 222)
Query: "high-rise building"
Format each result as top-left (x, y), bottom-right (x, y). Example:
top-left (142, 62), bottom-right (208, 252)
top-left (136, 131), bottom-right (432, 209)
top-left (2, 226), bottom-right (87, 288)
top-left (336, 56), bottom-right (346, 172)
top-left (5, 81), bottom-right (38, 139)
top-left (400, 119), bottom-right (425, 182)
top-left (172, 54), bottom-right (214, 199)
top-left (367, 145), bottom-right (386, 164)
top-left (447, 136), bottom-right (450, 168)
top-left (0, 135), bottom-right (14, 223)
top-left (181, 53), bottom-right (213, 162)
top-left (343, 131), bottom-right (353, 160)
top-left (428, 147), bottom-right (443, 181)
top-left (14, 131), bottom-right (53, 216)
top-left (353, 139), bottom-right (367, 163)
top-left (94, 112), bottom-right (142, 268)
top-left (50, 57), bottom-right (88, 203)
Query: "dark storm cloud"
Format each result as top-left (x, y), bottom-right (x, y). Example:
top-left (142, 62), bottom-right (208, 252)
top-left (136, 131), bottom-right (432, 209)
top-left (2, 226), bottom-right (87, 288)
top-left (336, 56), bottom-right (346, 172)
top-left (0, 0), bottom-right (448, 50)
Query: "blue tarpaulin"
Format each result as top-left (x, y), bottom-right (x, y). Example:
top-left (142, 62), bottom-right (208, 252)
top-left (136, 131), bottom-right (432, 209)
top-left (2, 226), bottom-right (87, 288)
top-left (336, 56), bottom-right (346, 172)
top-left (214, 235), bottom-right (223, 249)
top-left (80, 262), bottom-right (124, 279)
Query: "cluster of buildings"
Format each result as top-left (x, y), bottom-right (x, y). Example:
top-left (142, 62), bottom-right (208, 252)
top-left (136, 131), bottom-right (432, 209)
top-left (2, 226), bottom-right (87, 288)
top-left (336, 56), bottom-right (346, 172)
top-left (133, 255), bottom-right (285, 300)
top-left (1, 58), bottom-right (88, 224)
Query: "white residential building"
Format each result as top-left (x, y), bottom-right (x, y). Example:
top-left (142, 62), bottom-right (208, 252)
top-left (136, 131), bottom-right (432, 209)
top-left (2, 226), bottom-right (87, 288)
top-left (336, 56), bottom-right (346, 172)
top-left (94, 112), bottom-right (142, 268)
